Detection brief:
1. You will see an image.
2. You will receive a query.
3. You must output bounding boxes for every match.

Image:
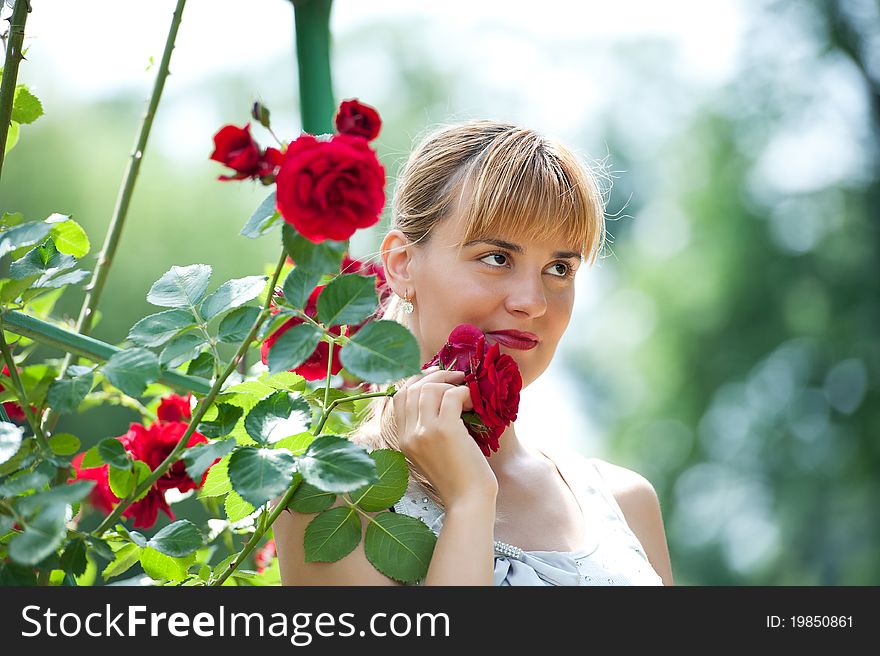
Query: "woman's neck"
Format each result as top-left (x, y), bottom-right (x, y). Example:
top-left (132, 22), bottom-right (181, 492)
top-left (486, 422), bottom-right (532, 472)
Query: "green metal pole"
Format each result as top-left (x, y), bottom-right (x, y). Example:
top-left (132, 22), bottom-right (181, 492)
top-left (293, 0), bottom-right (336, 135)
top-left (0, 310), bottom-right (211, 395)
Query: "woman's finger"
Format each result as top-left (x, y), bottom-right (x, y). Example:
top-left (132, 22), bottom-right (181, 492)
top-left (417, 382), bottom-right (453, 425)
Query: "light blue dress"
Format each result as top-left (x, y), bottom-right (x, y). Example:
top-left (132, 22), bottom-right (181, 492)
top-left (391, 450), bottom-right (664, 586)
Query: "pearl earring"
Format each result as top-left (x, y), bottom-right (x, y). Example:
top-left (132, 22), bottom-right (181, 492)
top-left (401, 291), bottom-right (414, 314)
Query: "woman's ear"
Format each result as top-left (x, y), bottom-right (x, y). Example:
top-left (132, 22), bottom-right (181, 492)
top-left (380, 229), bottom-right (415, 296)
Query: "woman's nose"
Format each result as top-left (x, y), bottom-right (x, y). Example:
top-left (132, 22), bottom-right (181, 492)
top-left (504, 273), bottom-right (547, 318)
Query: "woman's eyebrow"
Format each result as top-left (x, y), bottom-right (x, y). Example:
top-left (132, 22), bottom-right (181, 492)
top-left (462, 238), bottom-right (583, 261)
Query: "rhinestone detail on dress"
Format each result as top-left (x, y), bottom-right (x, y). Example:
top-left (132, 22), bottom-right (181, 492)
top-left (494, 540), bottom-right (523, 559)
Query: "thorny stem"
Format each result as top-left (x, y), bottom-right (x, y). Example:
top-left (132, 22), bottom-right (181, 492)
top-left (42, 0), bottom-right (188, 438)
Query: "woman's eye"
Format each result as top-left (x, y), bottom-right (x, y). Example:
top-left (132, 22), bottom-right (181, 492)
top-left (480, 253), bottom-right (509, 267)
top-left (548, 262), bottom-right (571, 277)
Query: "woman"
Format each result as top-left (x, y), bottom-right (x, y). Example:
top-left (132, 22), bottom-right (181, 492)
top-left (273, 119), bottom-right (674, 586)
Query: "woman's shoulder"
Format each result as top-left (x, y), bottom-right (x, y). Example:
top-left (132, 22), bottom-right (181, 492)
top-left (587, 457), bottom-right (657, 500)
top-left (586, 456), bottom-right (674, 586)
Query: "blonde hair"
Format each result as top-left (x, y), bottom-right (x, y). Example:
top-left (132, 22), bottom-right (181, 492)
top-left (349, 119), bottom-right (609, 512)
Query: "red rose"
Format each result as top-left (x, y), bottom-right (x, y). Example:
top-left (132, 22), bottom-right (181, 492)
top-left (422, 323), bottom-right (485, 372)
top-left (465, 337), bottom-right (521, 426)
top-left (123, 487), bottom-right (175, 530)
top-left (70, 452), bottom-right (174, 529)
top-left (68, 392), bottom-right (216, 529)
top-left (210, 123), bottom-right (281, 181)
top-left (156, 393), bottom-right (192, 423)
top-left (119, 421), bottom-right (209, 492)
top-left (334, 99), bottom-right (381, 141)
top-left (274, 133), bottom-right (385, 243)
top-left (423, 324), bottom-right (522, 458)
top-left (261, 285), bottom-right (347, 381)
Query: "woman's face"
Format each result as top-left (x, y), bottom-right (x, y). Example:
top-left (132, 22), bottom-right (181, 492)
top-left (382, 211), bottom-right (583, 389)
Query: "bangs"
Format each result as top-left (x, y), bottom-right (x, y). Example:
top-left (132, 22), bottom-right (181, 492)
top-left (452, 129), bottom-right (607, 265)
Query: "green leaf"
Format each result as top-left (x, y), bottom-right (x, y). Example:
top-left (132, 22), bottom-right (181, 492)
top-left (0, 421), bottom-right (24, 466)
top-left (4, 120), bottom-right (18, 155)
top-left (282, 267), bottom-right (321, 310)
top-left (60, 538), bottom-right (88, 577)
top-left (289, 481), bottom-right (335, 513)
top-left (305, 386), bottom-right (358, 412)
top-left (224, 490), bottom-right (255, 522)
top-left (341, 320), bottom-right (422, 383)
top-left (217, 305), bottom-right (261, 344)
top-left (303, 506), bottom-right (361, 562)
top-left (227, 446), bottom-right (296, 508)
top-left (196, 403), bottom-right (243, 438)
top-left (244, 390), bottom-right (311, 445)
top-left (297, 434), bottom-right (378, 494)
top-left (32, 268), bottom-right (89, 289)
top-left (0, 275), bottom-right (37, 303)
top-left (102, 347), bottom-right (160, 397)
top-left (47, 368), bottom-right (94, 413)
top-left (159, 332), bottom-right (206, 369)
top-left (0, 562), bottom-right (37, 585)
top-left (80, 445), bottom-right (103, 469)
top-left (14, 480), bottom-right (95, 517)
top-left (0, 437), bottom-right (33, 477)
top-left (102, 543), bottom-right (142, 581)
top-left (48, 432), bottom-right (81, 456)
top-left (266, 322), bottom-right (322, 375)
top-left (0, 220), bottom-right (52, 258)
top-left (349, 449), bottom-right (409, 511)
top-left (12, 85), bottom-right (43, 124)
top-left (0, 468), bottom-right (51, 496)
top-left (98, 438), bottom-right (131, 470)
top-left (140, 547), bottom-right (194, 582)
top-left (86, 536), bottom-right (115, 561)
top-left (147, 264), bottom-right (212, 309)
top-left (198, 455), bottom-right (231, 498)
top-left (364, 511), bottom-right (437, 583)
top-left (200, 275), bottom-right (268, 321)
top-left (240, 191), bottom-right (281, 238)
top-left (182, 438), bottom-right (235, 482)
top-left (108, 460), bottom-right (151, 501)
top-left (8, 238), bottom-right (76, 280)
top-left (283, 224), bottom-right (347, 274)
top-left (316, 274), bottom-right (378, 327)
top-left (147, 520), bottom-right (204, 558)
top-left (186, 351), bottom-right (215, 378)
top-left (7, 503), bottom-right (68, 566)
top-left (127, 309), bottom-right (195, 347)
top-left (21, 285), bottom-right (64, 313)
top-left (257, 370), bottom-right (306, 393)
top-left (48, 218), bottom-right (90, 258)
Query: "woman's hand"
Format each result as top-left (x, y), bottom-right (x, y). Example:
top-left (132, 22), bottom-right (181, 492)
top-left (392, 366), bottom-right (499, 509)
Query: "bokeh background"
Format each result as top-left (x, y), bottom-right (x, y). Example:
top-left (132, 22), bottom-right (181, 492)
top-left (1, 0), bottom-right (877, 585)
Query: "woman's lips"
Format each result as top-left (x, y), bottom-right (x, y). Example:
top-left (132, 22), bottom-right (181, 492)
top-left (485, 333), bottom-right (538, 350)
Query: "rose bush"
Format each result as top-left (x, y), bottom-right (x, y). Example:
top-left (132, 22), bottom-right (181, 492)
top-left (0, 90), bottom-right (446, 587)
